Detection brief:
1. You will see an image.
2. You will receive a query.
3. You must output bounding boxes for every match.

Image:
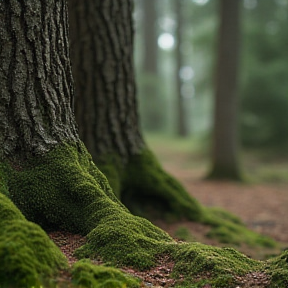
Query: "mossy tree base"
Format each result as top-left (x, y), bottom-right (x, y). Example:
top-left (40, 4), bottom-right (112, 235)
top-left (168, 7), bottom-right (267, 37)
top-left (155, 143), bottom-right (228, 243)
top-left (1, 142), bottom-right (288, 287)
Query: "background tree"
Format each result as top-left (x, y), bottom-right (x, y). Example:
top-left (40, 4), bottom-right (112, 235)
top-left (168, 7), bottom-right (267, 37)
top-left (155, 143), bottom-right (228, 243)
top-left (240, 0), bottom-right (288, 149)
top-left (175, 0), bottom-right (189, 137)
top-left (140, 0), bottom-right (164, 131)
top-left (207, 0), bottom-right (242, 180)
top-left (68, 0), bottom-right (202, 220)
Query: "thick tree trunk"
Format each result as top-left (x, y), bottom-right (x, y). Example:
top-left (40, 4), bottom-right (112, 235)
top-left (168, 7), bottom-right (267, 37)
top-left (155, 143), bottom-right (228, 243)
top-left (0, 0), bottom-right (78, 160)
top-left (69, 1), bottom-right (144, 162)
top-left (68, 0), bottom-right (203, 221)
top-left (207, 0), bottom-right (242, 180)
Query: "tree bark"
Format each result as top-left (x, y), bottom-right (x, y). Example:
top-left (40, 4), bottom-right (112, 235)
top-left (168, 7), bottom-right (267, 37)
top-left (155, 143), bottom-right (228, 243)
top-left (68, 1), bottom-right (144, 162)
top-left (0, 0), bottom-right (78, 160)
top-left (68, 0), bottom-right (203, 220)
top-left (207, 0), bottom-right (242, 180)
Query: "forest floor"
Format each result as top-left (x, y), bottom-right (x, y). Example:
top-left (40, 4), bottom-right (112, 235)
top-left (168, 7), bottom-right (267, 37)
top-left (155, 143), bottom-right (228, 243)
top-left (147, 134), bottom-right (288, 260)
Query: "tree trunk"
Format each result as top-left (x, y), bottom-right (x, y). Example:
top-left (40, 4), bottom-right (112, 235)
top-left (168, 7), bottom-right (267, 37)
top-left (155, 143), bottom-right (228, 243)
top-left (0, 0), bottom-right (78, 160)
top-left (175, 0), bottom-right (188, 137)
top-left (207, 0), bottom-right (242, 180)
top-left (68, 1), bottom-right (144, 162)
top-left (68, 0), bottom-right (203, 221)
top-left (141, 0), bottom-right (163, 131)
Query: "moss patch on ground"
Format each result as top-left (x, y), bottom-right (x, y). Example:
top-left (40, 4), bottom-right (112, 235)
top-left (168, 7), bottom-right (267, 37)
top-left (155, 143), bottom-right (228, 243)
top-left (171, 242), bottom-right (262, 287)
top-left (203, 207), bottom-right (277, 248)
top-left (264, 250), bottom-right (288, 287)
top-left (71, 259), bottom-right (140, 288)
top-left (0, 193), bottom-right (67, 288)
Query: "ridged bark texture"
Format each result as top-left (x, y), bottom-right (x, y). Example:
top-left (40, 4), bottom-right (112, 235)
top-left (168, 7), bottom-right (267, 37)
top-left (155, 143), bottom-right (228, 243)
top-left (0, 0), bottom-right (78, 160)
top-left (69, 0), bottom-right (144, 163)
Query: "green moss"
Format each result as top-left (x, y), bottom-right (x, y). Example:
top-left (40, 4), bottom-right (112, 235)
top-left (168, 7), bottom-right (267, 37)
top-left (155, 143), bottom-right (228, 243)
top-left (0, 194), bottom-right (67, 288)
top-left (0, 162), bottom-right (10, 197)
top-left (6, 142), bottom-right (173, 270)
top-left (71, 259), bottom-right (140, 288)
top-left (172, 242), bottom-right (262, 287)
top-left (265, 250), bottom-right (288, 287)
top-left (0, 192), bottom-right (25, 222)
top-left (98, 149), bottom-right (276, 249)
top-left (75, 213), bottom-right (173, 270)
top-left (96, 154), bottom-right (124, 199)
top-left (122, 149), bottom-right (203, 221)
top-left (8, 142), bottom-right (125, 233)
top-left (203, 207), bottom-right (277, 248)
top-left (2, 141), bottom-right (282, 287)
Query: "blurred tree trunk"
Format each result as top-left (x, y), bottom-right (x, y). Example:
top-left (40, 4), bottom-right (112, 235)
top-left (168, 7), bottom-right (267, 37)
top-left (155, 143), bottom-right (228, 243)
top-left (207, 0), bottom-right (242, 180)
top-left (68, 0), bottom-right (203, 220)
top-left (141, 0), bottom-right (162, 131)
top-left (175, 0), bottom-right (188, 137)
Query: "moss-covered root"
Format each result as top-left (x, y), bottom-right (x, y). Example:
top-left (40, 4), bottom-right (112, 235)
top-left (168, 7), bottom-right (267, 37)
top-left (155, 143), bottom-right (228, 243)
top-left (6, 142), bottom-right (174, 269)
top-left (172, 242), bottom-right (262, 287)
top-left (0, 193), bottom-right (68, 288)
top-left (72, 259), bottom-right (140, 288)
top-left (8, 142), bottom-right (126, 234)
top-left (121, 149), bottom-right (204, 221)
top-left (76, 212), bottom-right (173, 270)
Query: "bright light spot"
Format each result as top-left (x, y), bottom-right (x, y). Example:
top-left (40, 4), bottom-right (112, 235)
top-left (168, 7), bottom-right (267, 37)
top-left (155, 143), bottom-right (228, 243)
top-left (158, 33), bottom-right (175, 50)
top-left (179, 66), bottom-right (195, 82)
top-left (243, 0), bottom-right (258, 10)
top-left (192, 0), bottom-right (210, 5)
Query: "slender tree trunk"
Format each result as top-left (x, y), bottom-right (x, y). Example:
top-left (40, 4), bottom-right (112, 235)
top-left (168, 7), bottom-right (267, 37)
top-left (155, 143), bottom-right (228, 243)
top-left (0, 0), bottom-right (78, 161)
top-left (68, 0), bottom-right (202, 220)
top-left (143, 0), bottom-right (158, 76)
top-left (207, 0), bottom-right (242, 180)
top-left (141, 0), bottom-right (162, 131)
top-left (175, 0), bottom-right (188, 137)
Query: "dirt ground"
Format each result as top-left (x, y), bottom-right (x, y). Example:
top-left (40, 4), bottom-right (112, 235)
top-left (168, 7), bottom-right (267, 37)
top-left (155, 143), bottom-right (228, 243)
top-left (151, 146), bottom-right (288, 259)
